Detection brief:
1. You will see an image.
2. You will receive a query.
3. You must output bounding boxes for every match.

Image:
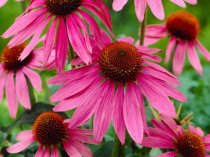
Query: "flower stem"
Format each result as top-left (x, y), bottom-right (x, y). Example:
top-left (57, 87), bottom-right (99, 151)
top-left (111, 133), bottom-right (124, 157)
top-left (139, 7), bottom-right (148, 46)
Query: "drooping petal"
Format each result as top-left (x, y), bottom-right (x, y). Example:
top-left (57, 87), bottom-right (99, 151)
top-left (35, 146), bottom-right (44, 157)
top-left (16, 70), bottom-right (31, 109)
top-left (147, 0), bottom-right (164, 20)
top-left (43, 18), bottom-right (57, 65)
top-left (93, 81), bottom-right (115, 142)
top-left (137, 75), bottom-right (176, 117)
top-left (68, 140), bottom-right (93, 157)
top-left (112, 0), bottom-right (128, 11)
top-left (2, 9), bottom-right (47, 38)
top-left (0, 0), bottom-right (7, 7)
top-left (19, 16), bottom-right (50, 61)
top-left (172, 41), bottom-right (186, 76)
top-left (63, 143), bottom-right (82, 157)
top-left (16, 130), bottom-right (33, 141)
top-left (7, 138), bottom-right (34, 153)
top-left (165, 37), bottom-right (176, 62)
top-left (187, 42), bottom-right (203, 75)
top-left (113, 84), bottom-right (126, 144)
top-left (55, 18), bottom-right (69, 73)
top-left (5, 72), bottom-right (18, 118)
top-left (51, 146), bottom-right (59, 157)
top-left (170, 0), bottom-right (186, 8)
top-left (22, 67), bottom-right (42, 92)
top-left (66, 15), bottom-right (92, 65)
top-left (123, 82), bottom-right (144, 144)
top-left (142, 137), bottom-right (174, 148)
top-left (195, 40), bottom-right (210, 61)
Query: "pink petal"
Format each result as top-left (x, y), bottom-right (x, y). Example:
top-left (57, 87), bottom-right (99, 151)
top-left (22, 67), bottom-right (42, 92)
top-left (195, 40), bottom-right (210, 61)
top-left (93, 81), bottom-right (115, 142)
top-left (144, 61), bottom-right (180, 85)
top-left (184, 0), bottom-right (197, 5)
top-left (112, 0), bottom-right (128, 11)
top-left (170, 0), bottom-right (186, 8)
top-left (203, 135), bottom-right (210, 144)
top-left (7, 138), bottom-right (34, 153)
top-left (142, 74), bottom-right (186, 102)
top-left (19, 16), bottom-right (50, 61)
top-left (134, 0), bottom-right (146, 22)
top-left (78, 9), bottom-right (103, 49)
top-left (16, 70), bottom-right (31, 109)
top-left (66, 15), bottom-right (92, 65)
top-left (69, 141), bottom-right (93, 157)
top-left (172, 41), bottom-right (186, 76)
top-left (8, 14), bottom-right (47, 48)
top-left (142, 137), bottom-right (174, 148)
top-left (118, 37), bottom-right (134, 44)
top-left (187, 42), bottom-right (203, 75)
top-left (6, 72), bottom-right (18, 118)
top-left (51, 146), bottom-right (59, 157)
top-left (0, 0), bottom-right (7, 7)
top-left (68, 133), bottom-right (97, 145)
top-left (68, 83), bottom-right (103, 128)
top-left (63, 143), bottom-right (82, 157)
top-left (148, 128), bottom-right (173, 141)
top-left (138, 76), bottom-right (176, 117)
top-left (165, 37), bottom-right (176, 62)
top-left (147, 0), bottom-right (165, 20)
top-left (123, 82), bottom-right (144, 144)
top-left (51, 71), bottom-right (98, 102)
top-left (2, 9), bottom-right (47, 38)
top-left (151, 119), bottom-right (179, 138)
top-left (82, 0), bottom-right (112, 32)
top-left (55, 18), bottom-right (68, 73)
top-left (71, 12), bottom-right (92, 52)
top-left (43, 18), bottom-right (57, 65)
top-left (16, 130), bottom-right (33, 141)
top-left (35, 146), bottom-right (44, 157)
top-left (113, 84), bottom-right (126, 144)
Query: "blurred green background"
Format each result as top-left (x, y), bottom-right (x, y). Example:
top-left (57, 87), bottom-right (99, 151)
top-left (0, 0), bottom-right (210, 156)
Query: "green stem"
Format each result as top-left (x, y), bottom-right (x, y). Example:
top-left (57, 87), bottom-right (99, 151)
top-left (139, 7), bottom-right (148, 46)
top-left (111, 133), bottom-right (124, 157)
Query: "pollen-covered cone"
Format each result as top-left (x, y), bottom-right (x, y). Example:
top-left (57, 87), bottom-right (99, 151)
top-left (142, 114), bottom-right (210, 157)
top-left (144, 11), bottom-right (210, 76)
top-left (0, 44), bottom-right (55, 118)
top-left (7, 112), bottom-right (96, 157)
top-left (49, 31), bottom-right (186, 145)
top-left (112, 0), bottom-right (197, 21)
top-left (2, 0), bottom-right (112, 73)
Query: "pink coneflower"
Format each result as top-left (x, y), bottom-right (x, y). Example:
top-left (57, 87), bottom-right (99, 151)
top-left (0, 0), bottom-right (23, 7)
top-left (145, 11), bottom-right (210, 76)
top-left (142, 114), bottom-right (210, 157)
top-left (0, 44), bottom-right (54, 118)
top-left (2, 0), bottom-right (112, 72)
top-left (49, 31), bottom-right (186, 144)
top-left (112, 0), bottom-right (197, 21)
top-left (7, 112), bottom-right (95, 157)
